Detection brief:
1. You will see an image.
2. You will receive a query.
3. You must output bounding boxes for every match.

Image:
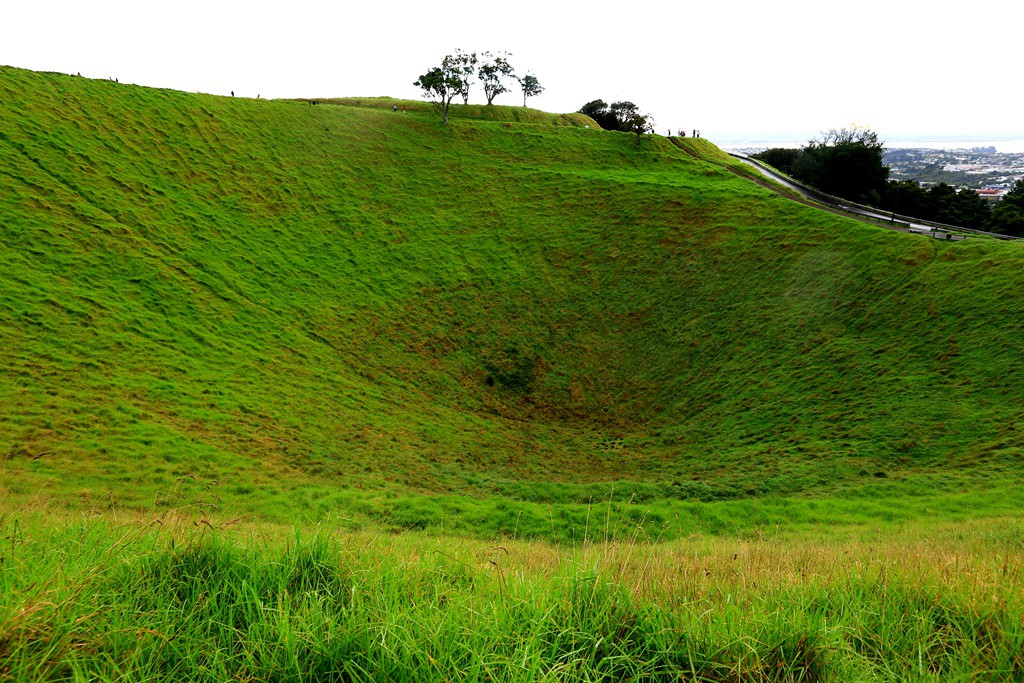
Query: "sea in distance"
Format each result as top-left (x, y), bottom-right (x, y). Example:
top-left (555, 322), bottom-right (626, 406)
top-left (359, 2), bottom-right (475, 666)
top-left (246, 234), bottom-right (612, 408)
top-left (717, 137), bottom-right (1024, 154)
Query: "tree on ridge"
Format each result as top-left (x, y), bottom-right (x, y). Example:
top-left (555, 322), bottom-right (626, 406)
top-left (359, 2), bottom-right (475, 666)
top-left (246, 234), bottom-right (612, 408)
top-left (478, 52), bottom-right (516, 105)
top-left (453, 50), bottom-right (478, 105)
top-left (577, 100), bottom-right (651, 139)
top-left (414, 53), bottom-right (467, 125)
top-left (624, 110), bottom-right (655, 148)
top-left (519, 74), bottom-right (543, 107)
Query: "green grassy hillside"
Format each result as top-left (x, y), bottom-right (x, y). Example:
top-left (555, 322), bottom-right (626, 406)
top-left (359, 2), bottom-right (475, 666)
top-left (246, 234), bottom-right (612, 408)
top-left (307, 96), bottom-right (598, 127)
top-left (1, 65), bottom-right (1023, 534)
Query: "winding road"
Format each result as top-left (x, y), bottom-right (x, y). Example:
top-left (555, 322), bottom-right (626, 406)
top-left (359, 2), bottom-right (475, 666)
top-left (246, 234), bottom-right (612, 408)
top-left (720, 149), bottom-right (1018, 241)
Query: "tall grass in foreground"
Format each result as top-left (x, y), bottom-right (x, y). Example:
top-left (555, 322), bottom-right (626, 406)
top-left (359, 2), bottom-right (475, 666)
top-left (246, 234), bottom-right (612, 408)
top-left (2, 514), bottom-right (1022, 681)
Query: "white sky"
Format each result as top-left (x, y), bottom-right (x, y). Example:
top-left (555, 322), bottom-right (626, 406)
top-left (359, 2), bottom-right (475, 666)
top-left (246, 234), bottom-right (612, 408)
top-left (4, 0), bottom-right (1022, 143)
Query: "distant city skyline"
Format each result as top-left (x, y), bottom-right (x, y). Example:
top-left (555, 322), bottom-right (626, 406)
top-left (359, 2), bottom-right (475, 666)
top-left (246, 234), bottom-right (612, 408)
top-left (718, 137), bottom-right (1024, 155)
top-left (5, 0), bottom-right (1022, 143)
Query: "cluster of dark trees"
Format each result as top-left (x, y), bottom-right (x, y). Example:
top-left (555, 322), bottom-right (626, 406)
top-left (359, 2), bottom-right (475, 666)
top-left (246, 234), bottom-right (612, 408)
top-left (753, 130), bottom-right (1024, 236)
top-left (882, 180), bottom-right (991, 231)
top-left (752, 129), bottom-right (891, 206)
top-left (414, 50), bottom-right (543, 125)
top-left (990, 181), bottom-right (1024, 235)
top-left (577, 100), bottom-right (654, 148)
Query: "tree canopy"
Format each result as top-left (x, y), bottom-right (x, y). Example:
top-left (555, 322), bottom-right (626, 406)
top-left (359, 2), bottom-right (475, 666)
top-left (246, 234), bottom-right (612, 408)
top-left (623, 110), bottom-right (655, 148)
top-left (415, 50), bottom-right (535, 118)
top-left (578, 100), bottom-right (646, 133)
top-left (453, 50), bottom-right (478, 105)
top-left (519, 74), bottom-right (543, 107)
top-left (989, 179), bottom-right (1024, 236)
top-left (477, 52), bottom-right (516, 105)
top-left (414, 52), bottom-right (469, 125)
top-left (796, 128), bottom-right (889, 206)
top-left (576, 99), bottom-right (653, 147)
top-left (753, 128), bottom-right (889, 206)
top-left (753, 133), bottom-right (1015, 234)
top-left (751, 148), bottom-right (800, 177)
